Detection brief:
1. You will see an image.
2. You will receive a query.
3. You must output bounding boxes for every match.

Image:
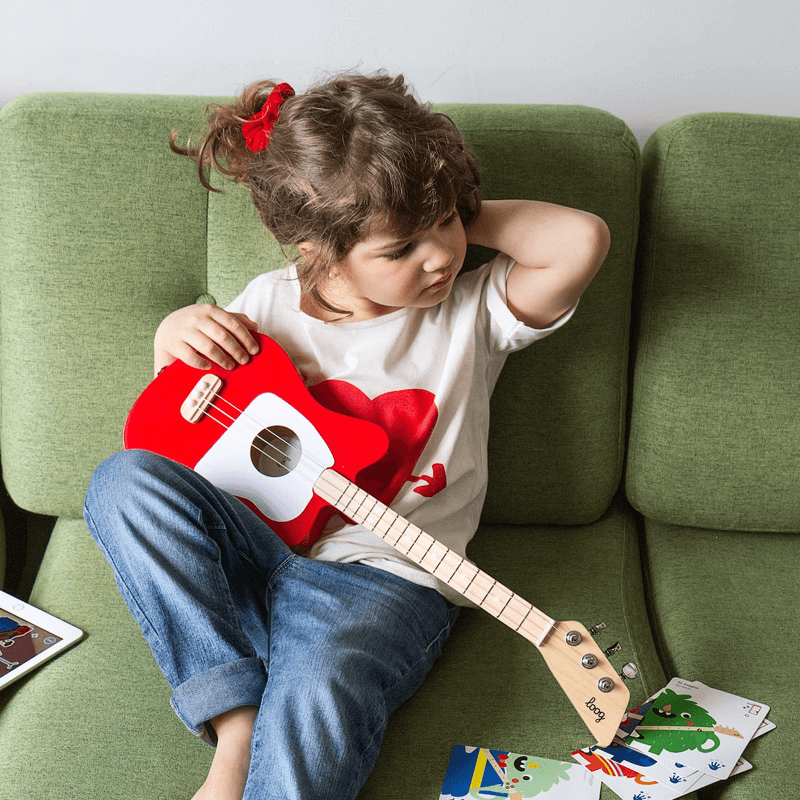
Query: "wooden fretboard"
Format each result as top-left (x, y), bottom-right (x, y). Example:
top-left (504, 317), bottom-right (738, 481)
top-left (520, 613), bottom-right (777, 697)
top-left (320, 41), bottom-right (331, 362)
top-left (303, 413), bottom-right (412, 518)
top-left (314, 468), bottom-right (555, 647)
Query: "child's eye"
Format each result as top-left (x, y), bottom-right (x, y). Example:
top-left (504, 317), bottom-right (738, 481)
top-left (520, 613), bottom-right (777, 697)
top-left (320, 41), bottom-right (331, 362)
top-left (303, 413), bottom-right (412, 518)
top-left (440, 210), bottom-right (459, 227)
top-left (384, 243), bottom-right (412, 261)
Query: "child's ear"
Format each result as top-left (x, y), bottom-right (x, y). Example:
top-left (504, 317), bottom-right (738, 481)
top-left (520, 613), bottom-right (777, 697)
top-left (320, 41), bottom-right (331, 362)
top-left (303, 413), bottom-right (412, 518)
top-left (299, 242), bottom-right (342, 279)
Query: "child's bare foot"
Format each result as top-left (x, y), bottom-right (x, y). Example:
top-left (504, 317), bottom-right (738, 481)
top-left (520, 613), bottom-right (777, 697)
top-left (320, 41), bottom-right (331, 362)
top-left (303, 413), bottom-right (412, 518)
top-left (192, 706), bottom-right (258, 800)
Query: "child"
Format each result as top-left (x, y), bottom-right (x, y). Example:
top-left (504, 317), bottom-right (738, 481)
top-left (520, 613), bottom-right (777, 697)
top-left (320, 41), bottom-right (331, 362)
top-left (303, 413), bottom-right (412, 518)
top-left (83, 72), bottom-right (609, 800)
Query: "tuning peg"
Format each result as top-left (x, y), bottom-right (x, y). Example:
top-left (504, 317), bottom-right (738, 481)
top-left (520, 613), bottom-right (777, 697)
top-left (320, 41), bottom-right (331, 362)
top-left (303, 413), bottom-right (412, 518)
top-left (604, 641), bottom-right (621, 657)
top-left (619, 662), bottom-right (639, 681)
top-left (588, 622), bottom-right (607, 637)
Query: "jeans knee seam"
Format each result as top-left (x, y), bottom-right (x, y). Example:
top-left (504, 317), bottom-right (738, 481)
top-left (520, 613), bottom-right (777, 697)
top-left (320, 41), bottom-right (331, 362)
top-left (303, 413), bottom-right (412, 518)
top-left (265, 552), bottom-right (296, 589)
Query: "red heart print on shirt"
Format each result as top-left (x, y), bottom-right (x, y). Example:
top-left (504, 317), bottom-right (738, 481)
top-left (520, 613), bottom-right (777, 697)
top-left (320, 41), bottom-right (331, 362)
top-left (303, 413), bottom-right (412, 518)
top-left (308, 380), bottom-right (446, 504)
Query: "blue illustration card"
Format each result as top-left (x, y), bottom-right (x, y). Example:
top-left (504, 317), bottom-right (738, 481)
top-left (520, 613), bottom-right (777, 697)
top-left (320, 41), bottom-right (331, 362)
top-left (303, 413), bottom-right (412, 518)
top-left (439, 745), bottom-right (599, 799)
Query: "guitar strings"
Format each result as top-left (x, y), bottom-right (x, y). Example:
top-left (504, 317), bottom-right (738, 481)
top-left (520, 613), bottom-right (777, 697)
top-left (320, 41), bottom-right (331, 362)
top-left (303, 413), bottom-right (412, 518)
top-left (199, 398), bottom-right (309, 479)
top-left (197, 394), bottom-right (358, 507)
top-left (190, 391), bottom-right (554, 635)
top-left (212, 394), bottom-right (307, 468)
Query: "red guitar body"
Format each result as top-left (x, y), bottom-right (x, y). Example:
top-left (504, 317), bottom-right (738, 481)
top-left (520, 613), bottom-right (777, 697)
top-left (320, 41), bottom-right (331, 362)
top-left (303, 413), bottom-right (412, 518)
top-left (124, 333), bottom-right (390, 548)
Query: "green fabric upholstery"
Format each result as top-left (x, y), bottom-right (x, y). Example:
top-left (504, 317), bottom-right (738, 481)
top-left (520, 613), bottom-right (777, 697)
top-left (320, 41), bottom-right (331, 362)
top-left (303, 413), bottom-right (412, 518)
top-left (642, 519), bottom-right (796, 799)
top-left (626, 113), bottom-right (800, 531)
top-left (0, 92), bottom-right (643, 798)
top-left (0, 93), bottom-right (219, 519)
top-left (0, 504), bottom-right (663, 800)
top-left (0, 508), bottom-right (4, 589)
top-left (628, 113), bottom-right (799, 800)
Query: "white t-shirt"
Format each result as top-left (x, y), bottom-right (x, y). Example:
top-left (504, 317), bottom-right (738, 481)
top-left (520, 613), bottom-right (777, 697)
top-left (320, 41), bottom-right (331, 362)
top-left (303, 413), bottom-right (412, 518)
top-left (226, 254), bottom-right (575, 604)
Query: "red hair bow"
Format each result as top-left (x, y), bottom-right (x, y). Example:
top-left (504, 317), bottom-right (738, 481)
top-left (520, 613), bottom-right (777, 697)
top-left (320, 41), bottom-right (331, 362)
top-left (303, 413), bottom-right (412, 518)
top-left (242, 82), bottom-right (295, 153)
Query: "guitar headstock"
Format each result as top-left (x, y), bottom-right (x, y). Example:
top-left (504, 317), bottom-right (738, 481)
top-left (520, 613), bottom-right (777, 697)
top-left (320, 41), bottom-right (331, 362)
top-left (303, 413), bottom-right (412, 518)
top-left (537, 620), bottom-right (634, 746)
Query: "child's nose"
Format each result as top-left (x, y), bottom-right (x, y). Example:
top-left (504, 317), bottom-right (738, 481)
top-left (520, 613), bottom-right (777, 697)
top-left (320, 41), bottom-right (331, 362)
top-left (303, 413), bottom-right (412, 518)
top-left (424, 242), bottom-right (453, 271)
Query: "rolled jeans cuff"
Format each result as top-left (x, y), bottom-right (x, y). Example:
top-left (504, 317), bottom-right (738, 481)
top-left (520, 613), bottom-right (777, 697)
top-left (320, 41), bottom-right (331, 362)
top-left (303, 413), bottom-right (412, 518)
top-left (170, 657), bottom-right (267, 744)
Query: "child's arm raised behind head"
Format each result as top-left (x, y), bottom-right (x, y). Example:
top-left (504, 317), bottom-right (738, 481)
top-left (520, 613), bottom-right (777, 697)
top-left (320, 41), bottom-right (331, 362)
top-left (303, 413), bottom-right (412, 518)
top-left (153, 304), bottom-right (260, 376)
top-left (465, 199), bottom-right (610, 329)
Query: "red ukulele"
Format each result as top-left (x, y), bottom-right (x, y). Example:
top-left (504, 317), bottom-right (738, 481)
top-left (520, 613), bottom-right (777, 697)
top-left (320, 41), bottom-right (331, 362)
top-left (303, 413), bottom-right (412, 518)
top-left (125, 332), bottom-right (635, 745)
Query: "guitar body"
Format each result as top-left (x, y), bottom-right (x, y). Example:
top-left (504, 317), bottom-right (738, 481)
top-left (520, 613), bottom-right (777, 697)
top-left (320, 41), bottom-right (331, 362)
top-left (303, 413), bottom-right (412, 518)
top-left (124, 333), bottom-right (390, 548)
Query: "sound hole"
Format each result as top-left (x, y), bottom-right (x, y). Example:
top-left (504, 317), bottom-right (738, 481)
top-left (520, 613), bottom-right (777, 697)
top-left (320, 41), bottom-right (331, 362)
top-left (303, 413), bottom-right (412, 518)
top-left (250, 426), bottom-right (302, 477)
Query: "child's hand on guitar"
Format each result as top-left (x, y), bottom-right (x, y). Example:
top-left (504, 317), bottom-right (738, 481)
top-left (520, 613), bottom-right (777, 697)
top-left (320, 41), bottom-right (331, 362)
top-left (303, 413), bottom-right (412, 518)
top-left (154, 304), bottom-right (260, 375)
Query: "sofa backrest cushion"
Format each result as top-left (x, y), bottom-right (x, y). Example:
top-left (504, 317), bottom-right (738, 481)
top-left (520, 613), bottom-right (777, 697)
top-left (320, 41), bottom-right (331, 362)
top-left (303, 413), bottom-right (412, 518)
top-left (0, 93), bottom-right (639, 523)
top-left (627, 113), bottom-right (800, 531)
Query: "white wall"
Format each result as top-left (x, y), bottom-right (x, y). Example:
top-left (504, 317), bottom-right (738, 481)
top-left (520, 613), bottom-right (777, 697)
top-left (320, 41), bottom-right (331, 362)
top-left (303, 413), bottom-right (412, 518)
top-left (1, 0), bottom-right (798, 145)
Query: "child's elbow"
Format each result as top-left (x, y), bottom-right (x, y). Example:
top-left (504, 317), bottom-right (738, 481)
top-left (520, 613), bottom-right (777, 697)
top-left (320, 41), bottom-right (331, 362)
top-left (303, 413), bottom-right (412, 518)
top-left (586, 213), bottom-right (611, 260)
top-left (576, 212), bottom-right (611, 282)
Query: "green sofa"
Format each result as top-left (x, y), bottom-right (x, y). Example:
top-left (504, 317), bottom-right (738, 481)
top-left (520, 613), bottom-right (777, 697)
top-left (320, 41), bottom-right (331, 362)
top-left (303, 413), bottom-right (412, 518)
top-left (0, 92), bottom-right (796, 799)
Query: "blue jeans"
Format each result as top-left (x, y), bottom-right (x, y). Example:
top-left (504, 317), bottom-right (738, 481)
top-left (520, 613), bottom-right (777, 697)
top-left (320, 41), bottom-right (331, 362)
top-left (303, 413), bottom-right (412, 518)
top-left (83, 450), bottom-right (458, 799)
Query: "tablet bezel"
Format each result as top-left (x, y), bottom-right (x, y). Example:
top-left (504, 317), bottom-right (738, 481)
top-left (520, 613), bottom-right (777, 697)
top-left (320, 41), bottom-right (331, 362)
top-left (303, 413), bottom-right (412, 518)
top-left (0, 589), bottom-right (83, 690)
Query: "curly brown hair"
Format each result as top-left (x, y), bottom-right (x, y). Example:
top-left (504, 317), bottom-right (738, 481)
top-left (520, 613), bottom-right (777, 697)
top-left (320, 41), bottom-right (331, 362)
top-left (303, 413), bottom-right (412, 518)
top-left (171, 71), bottom-right (481, 315)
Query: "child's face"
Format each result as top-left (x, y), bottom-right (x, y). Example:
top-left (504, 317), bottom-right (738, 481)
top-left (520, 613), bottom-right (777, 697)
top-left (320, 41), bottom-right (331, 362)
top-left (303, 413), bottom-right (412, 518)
top-left (328, 209), bottom-right (467, 321)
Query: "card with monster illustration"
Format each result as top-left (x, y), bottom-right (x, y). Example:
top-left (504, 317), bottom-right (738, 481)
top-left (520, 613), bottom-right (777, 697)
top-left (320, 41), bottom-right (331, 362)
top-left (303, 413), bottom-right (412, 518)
top-left (624, 679), bottom-right (770, 779)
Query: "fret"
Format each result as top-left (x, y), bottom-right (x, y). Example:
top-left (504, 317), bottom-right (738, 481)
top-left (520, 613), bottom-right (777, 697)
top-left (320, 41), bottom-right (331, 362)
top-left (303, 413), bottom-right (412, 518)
top-left (463, 571), bottom-right (495, 606)
top-left (351, 488), bottom-right (376, 522)
top-left (373, 511), bottom-right (396, 538)
top-left (346, 496), bottom-right (369, 522)
top-left (498, 595), bottom-right (533, 630)
top-left (327, 477), bottom-right (354, 508)
top-left (464, 584), bottom-right (491, 607)
top-left (516, 608), bottom-right (555, 647)
top-left (339, 483), bottom-right (364, 519)
top-left (362, 502), bottom-right (390, 533)
top-left (482, 583), bottom-right (513, 619)
top-left (407, 532), bottom-right (436, 563)
top-left (447, 561), bottom-right (479, 595)
top-left (432, 551), bottom-right (466, 583)
top-left (380, 517), bottom-right (407, 546)
top-left (420, 541), bottom-right (449, 573)
top-left (396, 528), bottom-right (421, 556)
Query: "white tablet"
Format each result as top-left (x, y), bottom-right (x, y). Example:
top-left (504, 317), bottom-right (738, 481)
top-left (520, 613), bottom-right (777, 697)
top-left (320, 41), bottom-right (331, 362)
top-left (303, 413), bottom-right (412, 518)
top-left (0, 589), bottom-right (83, 690)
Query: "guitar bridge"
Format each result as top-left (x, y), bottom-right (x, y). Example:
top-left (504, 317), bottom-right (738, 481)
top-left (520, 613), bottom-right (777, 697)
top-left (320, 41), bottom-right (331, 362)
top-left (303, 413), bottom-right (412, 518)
top-left (181, 375), bottom-right (223, 423)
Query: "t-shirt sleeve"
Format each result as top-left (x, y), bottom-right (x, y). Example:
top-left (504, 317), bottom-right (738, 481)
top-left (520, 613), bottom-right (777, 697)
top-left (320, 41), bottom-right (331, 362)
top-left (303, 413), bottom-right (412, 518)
top-left (224, 273), bottom-right (266, 319)
top-left (484, 253), bottom-right (578, 355)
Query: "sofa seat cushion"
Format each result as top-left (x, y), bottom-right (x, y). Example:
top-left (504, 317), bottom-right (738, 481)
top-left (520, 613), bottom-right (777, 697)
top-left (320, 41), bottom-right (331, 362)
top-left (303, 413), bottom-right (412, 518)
top-left (0, 501), bottom-right (662, 799)
top-left (643, 518), bottom-right (796, 799)
top-left (0, 517), bottom-right (213, 797)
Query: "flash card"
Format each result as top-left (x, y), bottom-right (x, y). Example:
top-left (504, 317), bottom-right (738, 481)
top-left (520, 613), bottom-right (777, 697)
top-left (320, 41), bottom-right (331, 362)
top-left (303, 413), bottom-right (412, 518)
top-left (439, 745), bottom-right (599, 799)
top-left (754, 717), bottom-right (776, 738)
top-left (571, 743), bottom-right (704, 794)
top-left (617, 701), bottom-right (654, 738)
top-left (625, 679), bottom-right (769, 779)
top-left (571, 753), bottom-right (752, 800)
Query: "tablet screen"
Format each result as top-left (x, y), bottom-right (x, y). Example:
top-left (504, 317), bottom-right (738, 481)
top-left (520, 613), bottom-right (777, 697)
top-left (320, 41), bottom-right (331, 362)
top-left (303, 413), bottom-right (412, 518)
top-left (0, 611), bottom-right (63, 677)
